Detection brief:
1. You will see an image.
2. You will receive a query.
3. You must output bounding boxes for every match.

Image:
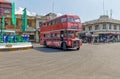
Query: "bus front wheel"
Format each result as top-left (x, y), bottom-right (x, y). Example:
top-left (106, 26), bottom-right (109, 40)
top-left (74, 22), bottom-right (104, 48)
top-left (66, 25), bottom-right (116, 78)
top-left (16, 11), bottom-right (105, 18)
top-left (76, 47), bottom-right (80, 50)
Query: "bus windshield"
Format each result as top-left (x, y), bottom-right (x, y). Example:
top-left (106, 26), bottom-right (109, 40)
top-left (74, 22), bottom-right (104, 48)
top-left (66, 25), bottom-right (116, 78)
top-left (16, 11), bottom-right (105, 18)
top-left (68, 18), bottom-right (74, 22)
top-left (67, 31), bottom-right (75, 38)
top-left (67, 31), bottom-right (79, 38)
top-left (74, 18), bottom-right (80, 22)
top-left (68, 17), bottom-right (80, 23)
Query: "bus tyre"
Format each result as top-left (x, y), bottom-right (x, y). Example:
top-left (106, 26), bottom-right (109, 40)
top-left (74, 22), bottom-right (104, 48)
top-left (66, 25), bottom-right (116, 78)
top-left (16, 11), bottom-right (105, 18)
top-left (62, 42), bottom-right (67, 51)
top-left (77, 47), bottom-right (80, 50)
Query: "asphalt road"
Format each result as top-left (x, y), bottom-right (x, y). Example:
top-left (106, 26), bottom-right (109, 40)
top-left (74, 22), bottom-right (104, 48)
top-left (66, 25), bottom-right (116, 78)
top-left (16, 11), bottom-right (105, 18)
top-left (0, 43), bottom-right (120, 79)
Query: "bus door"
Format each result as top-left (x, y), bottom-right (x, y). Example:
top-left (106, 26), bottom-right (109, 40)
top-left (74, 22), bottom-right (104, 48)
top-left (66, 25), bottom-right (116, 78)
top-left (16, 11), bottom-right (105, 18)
top-left (60, 31), bottom-right (67, 42)
top-left (60, 31), bottom-right (64, 42)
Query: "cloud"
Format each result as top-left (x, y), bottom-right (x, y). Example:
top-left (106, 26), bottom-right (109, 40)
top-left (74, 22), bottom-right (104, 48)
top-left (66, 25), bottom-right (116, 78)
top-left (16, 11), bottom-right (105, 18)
top-left (56, 13), bottom-right (63, 17)
top-left (15, 7), bottom-right (36, 16)
top-left (15, 7), bottom-right (63, 17)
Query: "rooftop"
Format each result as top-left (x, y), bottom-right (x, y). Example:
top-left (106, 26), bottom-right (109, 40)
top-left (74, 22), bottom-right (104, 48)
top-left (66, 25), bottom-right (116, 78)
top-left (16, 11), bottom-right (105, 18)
top-left (83, 15), bottom-right (120, 25)
top-left (0, 0), bottom-right (10, 3)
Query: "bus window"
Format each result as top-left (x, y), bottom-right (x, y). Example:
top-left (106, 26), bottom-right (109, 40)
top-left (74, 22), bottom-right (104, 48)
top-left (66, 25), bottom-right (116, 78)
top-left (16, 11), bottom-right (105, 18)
top-left (52, 20), bottom-right (56, 25)
top-left (60, 31), bottom-right (67, 37)
top-left (57, 33), bottom-right (60, 38)
top-left (44, 23), bottom-right (47, 26)
top-left (48, 34), bottom-right (51, 37)
top-left (68, 18), bottom-right (74, 22)
top-left (51, 34), bottom-right (54, 37)
top-left (43, 23), bottom-right (45, 26)
top-left (54, 33), bottom-right (57, 37)
top-left (39, 22), bottom-right (42, 28)
top-left (44, 34), bottom-right (46, 37)
top-left (47, 22), bottom-right (50, 26)
top-left (75, 32), bottom-right (79, 37)
top-left (61, 18), bottom-right (67, 22)
top-left (50, 21), bottom-right (53, 25)
top-left (56, 19), bottom-right (61, 23)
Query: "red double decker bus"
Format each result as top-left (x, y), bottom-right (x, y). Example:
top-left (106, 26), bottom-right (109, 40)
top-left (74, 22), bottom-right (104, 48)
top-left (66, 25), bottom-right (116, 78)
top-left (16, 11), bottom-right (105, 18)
top-left (40, 14), bottom-right (82, 50)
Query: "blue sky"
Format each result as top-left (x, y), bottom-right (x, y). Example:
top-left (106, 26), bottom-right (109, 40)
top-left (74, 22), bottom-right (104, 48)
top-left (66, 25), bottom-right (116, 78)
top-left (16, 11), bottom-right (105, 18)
top-left (9, 0), bottom-right (120, 22)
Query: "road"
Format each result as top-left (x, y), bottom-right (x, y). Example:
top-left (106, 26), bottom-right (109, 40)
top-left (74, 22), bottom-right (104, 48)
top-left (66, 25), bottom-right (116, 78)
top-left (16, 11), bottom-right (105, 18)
top-left (0, 43), bottom-right (120, 79)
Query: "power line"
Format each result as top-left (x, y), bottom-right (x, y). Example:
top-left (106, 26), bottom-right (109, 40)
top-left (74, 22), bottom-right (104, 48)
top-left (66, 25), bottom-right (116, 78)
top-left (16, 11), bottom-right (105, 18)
top-left (103, 0), bottom-right (105, 15)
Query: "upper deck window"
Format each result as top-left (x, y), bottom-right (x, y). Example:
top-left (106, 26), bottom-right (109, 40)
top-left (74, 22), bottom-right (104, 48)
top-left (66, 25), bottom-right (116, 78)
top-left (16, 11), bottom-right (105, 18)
top-left (68, 18), bottom-right (74, 22)
top-left (61, 18), bottom-right (67, 22)
top-left (56, 19), bottom-right (61, 24)
top-left (43, 23), bottom-right (46, 26)
top-left (103, 23), bottom-right (106, 29)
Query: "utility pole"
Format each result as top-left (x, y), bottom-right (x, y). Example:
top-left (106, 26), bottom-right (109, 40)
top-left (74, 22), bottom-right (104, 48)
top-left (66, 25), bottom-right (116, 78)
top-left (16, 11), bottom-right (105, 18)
top-left (110, 9), bottom-right (112, 18)
top-left (52, 0), bottom-right (54, 13)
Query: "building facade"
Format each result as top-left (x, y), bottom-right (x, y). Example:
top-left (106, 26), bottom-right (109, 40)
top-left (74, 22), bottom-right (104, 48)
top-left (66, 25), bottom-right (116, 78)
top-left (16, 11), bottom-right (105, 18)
top-left (81, 15), bottom-right (120, 43)
top-left (0, 0), bottom-right (11, 16)
top-left (0, 1), bottom-right (58, 42)
top-left (36, 15), bottom-right (47, 42)
top-left (0, 14), bottom-right (36, 42)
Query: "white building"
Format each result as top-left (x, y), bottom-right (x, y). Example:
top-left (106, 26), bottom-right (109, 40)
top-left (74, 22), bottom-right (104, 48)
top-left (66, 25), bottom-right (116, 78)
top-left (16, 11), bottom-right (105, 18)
top-left (81, 15), bottom-right (120, 43)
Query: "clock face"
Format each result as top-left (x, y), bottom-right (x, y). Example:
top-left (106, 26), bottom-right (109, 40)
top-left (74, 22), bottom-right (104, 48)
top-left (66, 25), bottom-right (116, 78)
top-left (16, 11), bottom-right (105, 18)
top-left (4, 9), bottom-right (10, 13)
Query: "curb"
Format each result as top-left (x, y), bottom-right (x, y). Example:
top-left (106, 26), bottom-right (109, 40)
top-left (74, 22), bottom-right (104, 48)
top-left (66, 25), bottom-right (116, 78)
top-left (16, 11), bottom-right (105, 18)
top-left (0, 46), bottom-right (33, 51)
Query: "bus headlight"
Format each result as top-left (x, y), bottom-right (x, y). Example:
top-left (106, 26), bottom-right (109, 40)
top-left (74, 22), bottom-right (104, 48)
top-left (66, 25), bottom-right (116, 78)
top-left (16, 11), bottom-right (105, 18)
top-left (68, 41), bottom-right (71, 45)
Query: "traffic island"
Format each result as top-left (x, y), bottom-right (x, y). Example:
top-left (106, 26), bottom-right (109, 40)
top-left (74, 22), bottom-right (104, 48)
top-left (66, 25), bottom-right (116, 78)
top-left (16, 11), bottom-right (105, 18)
top-left (0, 42), bottom-right (33, 51)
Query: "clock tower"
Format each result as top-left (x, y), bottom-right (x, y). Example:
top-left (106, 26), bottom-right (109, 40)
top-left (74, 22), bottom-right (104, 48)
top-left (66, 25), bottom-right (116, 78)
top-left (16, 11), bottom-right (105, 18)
top-left (0, 0), bottom-right (11, 16)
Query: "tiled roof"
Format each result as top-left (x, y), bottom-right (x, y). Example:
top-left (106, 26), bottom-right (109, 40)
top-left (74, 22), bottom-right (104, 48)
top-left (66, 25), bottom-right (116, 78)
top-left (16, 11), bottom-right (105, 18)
top-left (83, 15), bottom-right (120, 25)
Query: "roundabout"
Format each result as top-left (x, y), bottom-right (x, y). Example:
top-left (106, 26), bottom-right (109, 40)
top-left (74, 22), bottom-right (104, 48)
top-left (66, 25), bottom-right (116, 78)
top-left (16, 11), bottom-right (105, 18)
top-left (0, 34), bottom-right (33, 50)
top-left (0, 3), bottom-right (33, 51)
top-left (0, 42), bottom-right (32, 50)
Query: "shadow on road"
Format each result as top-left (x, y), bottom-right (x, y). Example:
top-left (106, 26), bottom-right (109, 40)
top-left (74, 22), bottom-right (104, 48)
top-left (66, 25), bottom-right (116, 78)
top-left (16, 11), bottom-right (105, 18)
top-left (33, 46), bottom-right (76, 53)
